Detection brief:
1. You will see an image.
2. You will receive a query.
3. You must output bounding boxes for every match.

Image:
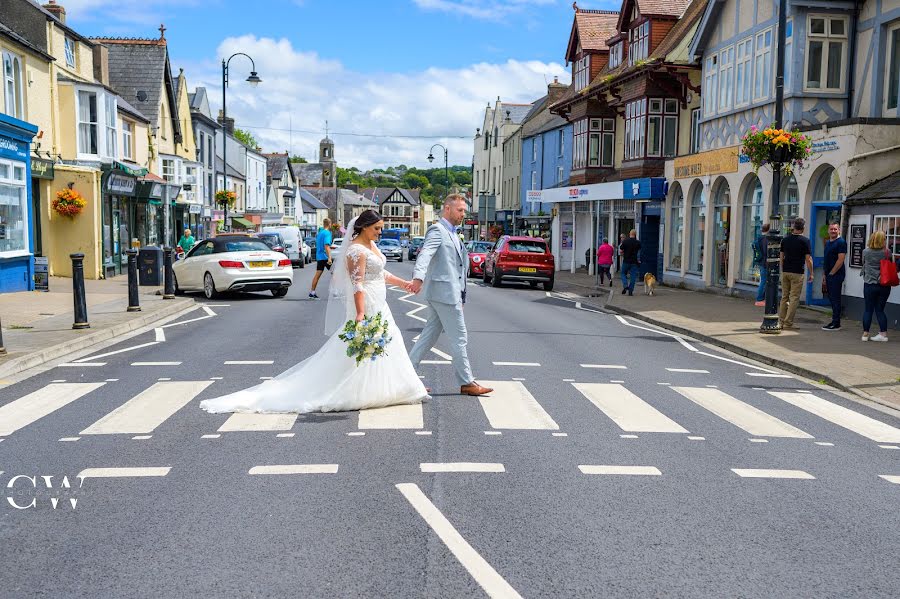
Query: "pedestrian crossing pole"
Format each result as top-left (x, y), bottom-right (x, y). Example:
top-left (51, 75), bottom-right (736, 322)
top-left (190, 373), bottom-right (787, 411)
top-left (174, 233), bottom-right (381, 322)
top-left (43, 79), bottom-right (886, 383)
top-left (760, 0), bottom-right (788, 335)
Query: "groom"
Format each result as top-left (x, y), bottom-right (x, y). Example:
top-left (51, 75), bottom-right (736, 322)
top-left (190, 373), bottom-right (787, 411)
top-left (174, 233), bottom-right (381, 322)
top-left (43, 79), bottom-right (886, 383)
top-left (408, 195), bottom-right (493, 397)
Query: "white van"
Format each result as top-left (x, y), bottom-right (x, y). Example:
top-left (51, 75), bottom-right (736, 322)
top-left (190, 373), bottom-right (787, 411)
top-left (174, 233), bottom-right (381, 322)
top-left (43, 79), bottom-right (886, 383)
top-left (262, 226), bottom-right (308, 267)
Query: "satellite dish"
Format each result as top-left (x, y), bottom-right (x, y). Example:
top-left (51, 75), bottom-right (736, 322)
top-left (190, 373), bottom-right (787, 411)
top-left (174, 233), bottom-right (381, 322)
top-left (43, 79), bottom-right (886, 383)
top-left (136, 91), bottom-right (148, 102)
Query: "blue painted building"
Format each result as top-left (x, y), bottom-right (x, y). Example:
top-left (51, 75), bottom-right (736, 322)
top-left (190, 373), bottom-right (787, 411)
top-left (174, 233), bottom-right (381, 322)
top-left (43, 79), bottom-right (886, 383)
top-left (519, 83), bottom-right (573, 240)
top-left (0, 112), bottom-right (39, 293)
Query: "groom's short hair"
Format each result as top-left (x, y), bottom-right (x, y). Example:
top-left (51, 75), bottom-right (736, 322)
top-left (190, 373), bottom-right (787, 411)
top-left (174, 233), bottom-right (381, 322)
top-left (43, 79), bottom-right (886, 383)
top-left (444, 194), bottom-right (467, 208)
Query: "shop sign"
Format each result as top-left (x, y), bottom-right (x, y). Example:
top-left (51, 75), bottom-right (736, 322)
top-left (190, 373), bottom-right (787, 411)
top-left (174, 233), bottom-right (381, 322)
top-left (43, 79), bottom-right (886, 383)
top-left (105, 172), bottom-right (137, 196)
top-left (812, 140), bottom-right (839, 153)
top-left (203, 207), bottom-right (212, 218)
top-left (673, 147), bottom-right (739, 178)
top-left (32, 158), bottom-right (55, 180)
top-left (0, 134), bottom-right (27, 161)
top-left (189, 204), bottom-right (202, 214)
top-left (526, 190), bottom-right (543, 203)
top-left (561, 221), bottom-right (574, 249)
top-left (34, 257), bottom-right (49, 292)
top-left (849, 224), bottom-right (866, 268)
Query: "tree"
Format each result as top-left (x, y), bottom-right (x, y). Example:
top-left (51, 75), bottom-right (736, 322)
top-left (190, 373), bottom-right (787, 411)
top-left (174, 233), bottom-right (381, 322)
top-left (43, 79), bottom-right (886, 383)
top-left (289, 155), bottom-right (308, 163)
top-left (233, 128), bottom-right (259, 149)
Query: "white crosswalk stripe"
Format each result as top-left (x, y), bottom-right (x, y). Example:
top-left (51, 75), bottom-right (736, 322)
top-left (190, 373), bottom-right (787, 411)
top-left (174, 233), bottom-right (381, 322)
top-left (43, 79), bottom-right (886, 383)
top-left (218, 413), bottom-right (298, 432)
top-left (0, 383), bottom-right (105, 436)
top-left (358, 404), bottom-right (423, 429)
top-left (672, 387), bottom-right (813, 438)
top-left (769, 391), bottom-right (900, 443)
top-left (573, 382), bottom-right (688, 433)
top-left (81, 381), bottom-right (212, 435)
top-left (478, 381), bottom-right (559, 430)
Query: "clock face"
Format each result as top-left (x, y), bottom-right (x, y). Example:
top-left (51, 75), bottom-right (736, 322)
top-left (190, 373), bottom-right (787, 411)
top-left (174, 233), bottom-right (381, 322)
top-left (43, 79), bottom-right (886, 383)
top-left (323, 170), bottom-right (331, 177)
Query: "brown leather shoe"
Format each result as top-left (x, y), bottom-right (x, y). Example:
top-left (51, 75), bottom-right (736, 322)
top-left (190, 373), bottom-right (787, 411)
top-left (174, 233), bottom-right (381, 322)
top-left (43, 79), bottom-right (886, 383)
top-left (460, 382), bottom-right (493, 396)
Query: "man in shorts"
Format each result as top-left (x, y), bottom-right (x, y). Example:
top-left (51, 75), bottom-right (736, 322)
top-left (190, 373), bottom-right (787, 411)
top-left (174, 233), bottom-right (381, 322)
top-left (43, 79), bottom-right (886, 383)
top-left (309, 218), bottom-right (333, 299)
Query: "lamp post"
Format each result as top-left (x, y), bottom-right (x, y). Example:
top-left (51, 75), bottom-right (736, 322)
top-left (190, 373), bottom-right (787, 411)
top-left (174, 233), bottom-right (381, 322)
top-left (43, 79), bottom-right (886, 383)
top-left (427, 143), bottom-right (449, 212)
top-left (760, 0), bottom-right (788, 334)
top-left (221, 53), bottom-right (261, 232)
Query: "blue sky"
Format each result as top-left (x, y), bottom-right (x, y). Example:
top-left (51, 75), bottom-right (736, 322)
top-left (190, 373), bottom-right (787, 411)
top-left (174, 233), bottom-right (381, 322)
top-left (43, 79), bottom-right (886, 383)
top-left (62, 0), bottom-right (620, 168)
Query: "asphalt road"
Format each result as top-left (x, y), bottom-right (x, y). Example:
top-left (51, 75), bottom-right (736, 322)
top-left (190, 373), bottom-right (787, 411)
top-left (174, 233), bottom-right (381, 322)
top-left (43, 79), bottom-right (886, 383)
top-left (1, 260), bottom-right (899, 598)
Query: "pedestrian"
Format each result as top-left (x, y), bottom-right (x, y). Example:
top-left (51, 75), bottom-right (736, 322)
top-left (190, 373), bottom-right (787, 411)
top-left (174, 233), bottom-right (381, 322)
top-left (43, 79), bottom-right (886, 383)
top-left (597, 238), bottom-right (614, 286)
top-left (177, 228), bottom-right (195, 254)
top-left (309, 218), bottom-right (333, 299)
top-left (753, 223), bottom-right (770, 307)
top-left (822, 222), bottom-right (847, 330)
top-left (860, 230), bottom-right (893, 342)
top-left (619, 229), bottom-right (641, 296)
top-left (616, 233), bottom-right (626, 273)
top-left (778, 218), bottom-right (813, 329)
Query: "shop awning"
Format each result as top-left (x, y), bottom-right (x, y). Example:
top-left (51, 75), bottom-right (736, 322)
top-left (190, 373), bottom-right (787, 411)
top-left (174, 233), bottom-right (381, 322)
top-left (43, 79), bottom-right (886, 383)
top-left (231, 217), bottom-right (254, 229)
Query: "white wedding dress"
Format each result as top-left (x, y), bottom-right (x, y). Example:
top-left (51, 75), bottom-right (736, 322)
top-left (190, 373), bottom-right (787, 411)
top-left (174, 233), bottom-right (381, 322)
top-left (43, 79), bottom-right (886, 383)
top-left (199, 243), bottom-right (428, 414)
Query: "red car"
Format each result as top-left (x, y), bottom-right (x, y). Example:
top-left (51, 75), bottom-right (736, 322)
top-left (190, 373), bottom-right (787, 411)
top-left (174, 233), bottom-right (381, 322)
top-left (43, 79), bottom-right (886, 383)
top-left (466, 240), bottom-right (494, 277)
top-left (482, 236), bottom-right (555, 291)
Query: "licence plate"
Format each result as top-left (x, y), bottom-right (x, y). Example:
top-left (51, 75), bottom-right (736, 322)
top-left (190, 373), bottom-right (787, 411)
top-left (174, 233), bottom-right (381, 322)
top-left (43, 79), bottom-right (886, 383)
top-left (519, 267), bottom-right (537, 273)
top-left (248, 261), bottom-right (273, 268)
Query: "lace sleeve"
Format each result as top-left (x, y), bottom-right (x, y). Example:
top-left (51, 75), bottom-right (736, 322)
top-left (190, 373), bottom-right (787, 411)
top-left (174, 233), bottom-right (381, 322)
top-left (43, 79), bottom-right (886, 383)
top-left (347, 245), bottom-right (367, 293)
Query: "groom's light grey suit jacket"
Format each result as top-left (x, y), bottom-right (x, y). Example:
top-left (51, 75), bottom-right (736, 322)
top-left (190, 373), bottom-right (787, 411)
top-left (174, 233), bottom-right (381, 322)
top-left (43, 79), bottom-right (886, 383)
top-left (413, 221), bottom-right (467, 305)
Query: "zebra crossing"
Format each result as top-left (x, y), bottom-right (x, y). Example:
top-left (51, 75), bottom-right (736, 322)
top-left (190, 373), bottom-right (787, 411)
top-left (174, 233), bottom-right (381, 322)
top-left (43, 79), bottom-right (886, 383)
top-left (1, 378), bottom-right (900, 447)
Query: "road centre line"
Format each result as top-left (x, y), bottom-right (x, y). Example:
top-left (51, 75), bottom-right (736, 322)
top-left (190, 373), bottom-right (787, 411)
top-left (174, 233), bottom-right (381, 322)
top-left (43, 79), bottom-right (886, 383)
top-left (731, 469), bottom-right (815, 479)
top-left (396, 483), bottom-right (523, 599)
top-left (249, 464), bottom-right (338, 475)
top-left (492, 362), bottom-right (540, 367)
top-left (614, 315), bottom-right (698, 352)
top-left (580, 364), bottom-right (627, 369)
top-left (78, 467), bottom-right (171, 478)
top-left (58, 362), bottom-right (106, 367)
top-left (666, 368), bottom-right (710, 374)
top-left (420, 463), bottom-right (505, 473)
top-left (131, 362), bottom-right (181, 366)
top-left (579, 465), bottom-right (662, 476)
top-left (224, 360), bottom-right (274, 365)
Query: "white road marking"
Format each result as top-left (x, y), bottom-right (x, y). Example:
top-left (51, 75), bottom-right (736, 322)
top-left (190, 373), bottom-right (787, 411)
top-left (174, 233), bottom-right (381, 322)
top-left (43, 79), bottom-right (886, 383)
top-left (249, 464), bottom-right (338, 475)
top-left (277, 433), bottom-right (295, 438)
top-left (406, 305), bottom-right (428, 322)
top-left (749, 438), bottom-right (769, 443)
top-left (880, 445), bottom-right (900, 450)
top-left (687, 436), bottom-right (706, 440)
top-left (552, 432), bottom-right (568, 437)
top-left (74, 342), bottom-right (159, 363)
top-left (201, 434), bottom-right (220, 439)
top-left (563, 378), bottom-right (575, 382)
top-left (430, 348), bottom-right (453, 360)
top-left (131, 362), bottom-right (181, 366)
top-left (202, 306), bottom-right (217, 317)
top-left (51, 379), bottom-right (66, 383)
top-left (672, 387), bottom-right (812, 438)
top-left (731, 469), bottom-right (815, 480)
top-left (879, 475), bottom-right (900, 484)
top-left (666, 368), bottom-right (709, 374)
top-left (131, 435), bottom-right (152, 440)
top-left (574, 383), bottom-right (688, 434)
top-left (610, 379), bottom-right (625, 383)
top-left (415, 431), bottom-right (433, 436)
top-left (59, 437), bottom-right (80, 442)
top-left (157, 378), bottom-right (171, 381)
top-left (78, 467), bottom-right (171, 478)
top-left (81, 381), bottom-right (212, 435)
top-left (210, 377), bottom-right (223, 380)
top-left (0, 383), bottom-right (105, 436)
top-left (814, 442), bottom-right (834, 446)
top-left (696, 351), bottom-right (776, 373)
top-left (105, 379), bottom-right (119, 382)
top-left (769, 391), bottom-right (900, 443)
top-left (218, 413), bottom-right (297, 432)
top-left (615, 315), bottom-right (698, 351)
top-left (579, 465), bottom-right (662, 476)
top-left (511, 377), bottom-right (526, 381)
top-left (347, 431), bottom-right (365, 436)
top-left (154, 327), bottom-right (166, 342)
top-left (204, 304), bottom-right (231, 307)
top-left (224, 360), bottom-right (274, 365)
top-left (706, 385), bottom-right (718, 388)
top-left (492, 362), bottom-right (540, 367)
top-left (259, 377), bottom-right (273, 380)
top-left (484, 431), bottom-right (502, 436)
top-left (420, 463), bottom-right (505, 473)
top-left (620, 434), bottom-right (639, 439)
top-left (358, 404), bottom-right (423, 429)
top-left (580, 364), bottom-right (627, 369)
top-left (422, 360), bottom-right (451, 365)
top-left (752, 387), bottom-right (766, 391)
top-left (396, 483), bottom-right (523, 599)
top-left (657, 382), bottom-right (671, 386)
top-left (748, 372), bottom-right (793, 378)
top-left (477, 381), bottom-right (559, 430)
top-left (58, 362), bottom-right (106, 367)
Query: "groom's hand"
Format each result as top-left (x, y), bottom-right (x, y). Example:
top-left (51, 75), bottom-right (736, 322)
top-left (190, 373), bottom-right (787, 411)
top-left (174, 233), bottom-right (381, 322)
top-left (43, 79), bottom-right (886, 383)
top-left (408, 279), bottom-right (423, 294)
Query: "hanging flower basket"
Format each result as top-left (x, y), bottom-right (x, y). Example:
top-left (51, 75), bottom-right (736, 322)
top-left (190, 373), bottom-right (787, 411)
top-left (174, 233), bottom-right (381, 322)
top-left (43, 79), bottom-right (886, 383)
top-left (740, 125), bottom-right (812, 176)
top-left (215, 190), bottom-right (236, 208)
top-left (52, 188), bottom-right (86, 218)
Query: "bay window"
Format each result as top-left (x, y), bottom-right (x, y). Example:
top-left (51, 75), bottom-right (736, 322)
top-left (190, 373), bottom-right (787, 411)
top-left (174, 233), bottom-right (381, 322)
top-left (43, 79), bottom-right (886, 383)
top-left (77, 90), bottom-right (98, 155)
top-left (704, 55), bottom-right (718, 117)
top-left (629, 20), bottom-right (649, 65)
top-left (0, 158), bottom-right (28, 255)
top-left (754, 28), bottom-right (772, 100)
top-left (162, 158), bottom-right (176, 181)
top-left (627, 99), bottom-right (677, 160)
top-left (2, 52), bottom-right (24, 119)
top-left (805, 15), bottom-right (847, 91)
top-left (575, 118), bottom-right (615, 168)
top-left (735, 37), bottom-right (752, 106)
top-left (718, 46), bottom-right (734, 111)
top-left (77, 88), bottom-right (117, 159)
top-left (625, 99), bottom-right (646, 160)
top-left (888, 23), bottom-right (900, 114)
top-left (105, 95), bottom-right (117, 159)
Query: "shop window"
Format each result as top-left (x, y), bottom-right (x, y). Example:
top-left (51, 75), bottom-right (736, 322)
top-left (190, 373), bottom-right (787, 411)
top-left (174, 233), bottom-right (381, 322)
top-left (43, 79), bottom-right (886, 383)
top-left (805, 15), bottom-right (848, 91)
top-left (688, 185), bottom-right (706, 274)
top-left (2, 52), bottom-right (24, 119)
top-left (754, 28), bottom-right (772, 100)
top-left (0, 158), bottom-right (28, 255)
top-left (713, 181), bottom-right (731, 286)
top-left (874, 216), bottom-right (900, 261)
top-left (739, 177), bottom-right (764, 283)
top-left (668, 187), bottom-right (684, 270)
top-left (885, 23), bottom-right (900, 114)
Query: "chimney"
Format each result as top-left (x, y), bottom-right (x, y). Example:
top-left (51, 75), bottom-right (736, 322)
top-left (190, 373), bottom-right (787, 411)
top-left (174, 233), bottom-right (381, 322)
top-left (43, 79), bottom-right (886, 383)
top-left (92, 45), bottom-right (109, 86)
top-left (43, 1), bottom-right (66, 24)
top-left (547, 75), bottom-right (567, 103)
top-left (217, 110), bottom-right (235, 135)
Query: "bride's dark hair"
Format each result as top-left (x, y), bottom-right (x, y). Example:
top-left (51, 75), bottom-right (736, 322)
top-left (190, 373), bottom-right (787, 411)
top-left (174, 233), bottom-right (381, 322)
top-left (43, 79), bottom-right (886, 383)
top-left (352, 210), bottom-right (383, 238)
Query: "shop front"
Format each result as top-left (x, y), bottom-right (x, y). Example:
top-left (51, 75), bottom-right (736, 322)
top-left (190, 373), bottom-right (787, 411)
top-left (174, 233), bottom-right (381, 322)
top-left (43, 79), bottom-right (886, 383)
top-left (0, 113), bottom-right (39, 293)
top-left (624, 178), bottom-right (667, 280)
top-left (30, 157), bottom-right (54, 260)
top-left (131, 176), bottom-right (165, 249)
top-left (101, 163), bottom-right (147, 278)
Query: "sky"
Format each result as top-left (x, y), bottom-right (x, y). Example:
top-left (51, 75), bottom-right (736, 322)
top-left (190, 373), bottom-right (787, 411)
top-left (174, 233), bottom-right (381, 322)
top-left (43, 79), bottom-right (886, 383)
top-left (61, 0), bottom-right (621, 169)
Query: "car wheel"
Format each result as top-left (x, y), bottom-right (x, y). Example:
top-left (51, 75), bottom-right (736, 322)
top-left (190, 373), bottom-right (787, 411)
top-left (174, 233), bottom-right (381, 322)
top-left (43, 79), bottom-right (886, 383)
top-left (203, 272), bottom-right (219, 299)
top-left (271, 288), bottom-right (288, 298)
top-left (543, 278), bottom-right (554, 291)
top-left (529, 281), bottom-right (539, 289)
top-left (491, 269), bottom-right (503, 288)
top-left (299, 258), bottom-right (305, 269)
top-left (482, 266), bottom-right (490, 284)
top-left (398, 257), bottom-right (403, 263)
top-left (173, 274), bottom-right (185, 296)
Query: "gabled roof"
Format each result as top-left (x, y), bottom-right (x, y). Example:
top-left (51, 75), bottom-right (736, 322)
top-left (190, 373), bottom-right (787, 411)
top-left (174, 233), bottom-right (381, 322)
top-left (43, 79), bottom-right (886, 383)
top-left (116, 96), bottom-right (150, 123)
top-left (360, 187), bottom-right (422, 207)
top-left (216, 157), bottom-right (244, 180)
top-left (297, 188), bottom-right (329, 210)
top-left (290, 162), bottom-right (323, 186)
top-left (265, 153), bottom-right (290, 181)
top-left (497, 103), bottom-right (533, 125)
top-left (302, 188), bottom-right (376, 210)
top-left (23, 0), bottom-right (93, 45)
top-left (566, 9), bottom-right (619, 63)
top-left (521, 94), bottom-right (569, 139)
top-left (617, 0), bottom-right (693, 30)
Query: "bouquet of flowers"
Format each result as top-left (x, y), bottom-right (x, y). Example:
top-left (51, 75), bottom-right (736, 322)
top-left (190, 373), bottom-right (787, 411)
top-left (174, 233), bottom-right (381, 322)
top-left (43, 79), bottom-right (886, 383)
top-left (740, 124), bottom-right (813, 176)
top-left (53, 188), bottom-right (86, 218)
top-left (338, 312), bottom-right (392, 366)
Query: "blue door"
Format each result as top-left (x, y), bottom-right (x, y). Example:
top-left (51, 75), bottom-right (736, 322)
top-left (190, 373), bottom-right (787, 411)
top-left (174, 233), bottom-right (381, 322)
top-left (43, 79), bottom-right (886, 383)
top-left (808, 203), bottom-right (842, 306)
top-left (639, 213), bottom-right (660, 279)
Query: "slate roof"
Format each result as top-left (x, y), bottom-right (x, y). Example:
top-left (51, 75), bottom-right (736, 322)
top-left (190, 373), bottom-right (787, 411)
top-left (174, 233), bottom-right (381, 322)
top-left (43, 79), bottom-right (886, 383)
top-left (498, 103), bottom-right (533, 125)
top-left (22, 0), bottom-right (93, 44)
top-left (291, 162), bottom-right (324, 186)
top-left (265, 153), bottom-right (290, 181)
top-left (846, 170), bottom-right (900, 203)
top-left (0, 21), bottom-right (54, 61)
top-left (521, 95), bottom-right (569, 139)
top-left (303, 188), bottom-right (376, 210)
top-left (216, 157), bottom-right (244, 180)
top-left (116, 95), bottom-right (150, 123)
top-left (297, 188), bottom-right (329, 211)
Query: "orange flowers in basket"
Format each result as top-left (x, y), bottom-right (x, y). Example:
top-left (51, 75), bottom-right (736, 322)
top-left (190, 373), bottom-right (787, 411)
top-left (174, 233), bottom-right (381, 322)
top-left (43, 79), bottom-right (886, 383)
top-left (53, 188), bottom-right (86, 218)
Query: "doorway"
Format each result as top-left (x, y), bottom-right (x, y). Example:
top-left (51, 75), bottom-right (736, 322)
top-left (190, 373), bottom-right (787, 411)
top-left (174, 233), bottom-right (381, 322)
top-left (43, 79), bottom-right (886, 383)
top-left (809, 203), bottom-right (842, 306)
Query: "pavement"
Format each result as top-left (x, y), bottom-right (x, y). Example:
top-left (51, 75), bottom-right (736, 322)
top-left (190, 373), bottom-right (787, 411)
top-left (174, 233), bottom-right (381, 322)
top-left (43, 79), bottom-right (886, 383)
top-left (0, 276), bottom-right (195, 379)
top-left (1, 264), bottom-right (899, 597)
top-left (553, 269), bottom-right (900, 411)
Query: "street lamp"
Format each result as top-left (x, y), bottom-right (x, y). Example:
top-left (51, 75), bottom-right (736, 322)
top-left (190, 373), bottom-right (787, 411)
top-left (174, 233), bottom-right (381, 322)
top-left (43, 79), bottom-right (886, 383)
top-left (427, 143), bottom-right (449, 212)
top-left (221, 52), bottom-right (261, 232)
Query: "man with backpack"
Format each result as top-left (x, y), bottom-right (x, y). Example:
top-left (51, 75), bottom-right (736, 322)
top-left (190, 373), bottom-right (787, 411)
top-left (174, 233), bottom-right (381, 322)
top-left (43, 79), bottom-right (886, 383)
top-left (753, 224), bottom-right (770, 307)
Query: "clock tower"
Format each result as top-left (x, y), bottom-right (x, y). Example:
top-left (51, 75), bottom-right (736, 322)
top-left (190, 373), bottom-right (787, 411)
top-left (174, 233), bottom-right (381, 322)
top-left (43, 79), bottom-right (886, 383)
top-left (320, 137), bottom-right (336, 188)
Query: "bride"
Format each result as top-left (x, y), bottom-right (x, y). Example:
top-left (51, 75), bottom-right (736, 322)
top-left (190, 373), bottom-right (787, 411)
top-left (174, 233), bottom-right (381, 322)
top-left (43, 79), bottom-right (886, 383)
top-left (200, 210), bottom-right (429, 414)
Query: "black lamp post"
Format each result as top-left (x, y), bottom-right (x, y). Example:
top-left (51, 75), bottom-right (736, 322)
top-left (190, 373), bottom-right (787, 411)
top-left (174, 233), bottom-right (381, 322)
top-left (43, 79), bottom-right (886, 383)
top-left (427, 143), bottom-right (449, 212)
top-left (221, 52), bottom-right (261, 232)
top-left (760, 0), bottom-right (788, 334)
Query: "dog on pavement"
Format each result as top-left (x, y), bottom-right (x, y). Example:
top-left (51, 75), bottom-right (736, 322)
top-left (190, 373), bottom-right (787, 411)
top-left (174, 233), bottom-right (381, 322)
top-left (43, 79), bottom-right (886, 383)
top-left (643, 272), bottom-right (657, 296)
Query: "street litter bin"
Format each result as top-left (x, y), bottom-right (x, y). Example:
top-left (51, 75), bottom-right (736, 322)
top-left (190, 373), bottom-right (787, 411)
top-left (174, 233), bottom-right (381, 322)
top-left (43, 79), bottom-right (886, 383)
top-left (138, 246), bottom-right (163, 286)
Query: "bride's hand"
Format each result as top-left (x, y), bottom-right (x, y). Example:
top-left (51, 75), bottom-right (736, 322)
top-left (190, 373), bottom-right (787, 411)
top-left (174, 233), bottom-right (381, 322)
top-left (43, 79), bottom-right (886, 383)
top-left (355, 312), bottom-right (366, 322)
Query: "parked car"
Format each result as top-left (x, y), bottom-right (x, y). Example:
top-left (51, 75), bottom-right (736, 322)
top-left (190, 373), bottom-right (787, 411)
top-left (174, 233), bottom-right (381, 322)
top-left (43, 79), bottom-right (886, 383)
top-left (482, 236), bottom-right (555, 291)
top-left (377, 238), bottom-right (403, 262)
top-left (173, 234), bottom-right (294, 299)
top-left (304, 236), bottom-right (316, 255)
top-left (408, 236), bottom-right (426, 260)
top-left (465, 240), bottom-right (494, 278)
top-left (262, 225), bottom-right (307, 267)
top-left (257, 232), bottom-right (286, 254)
top-left (330, 237), bottom-right (344, 261)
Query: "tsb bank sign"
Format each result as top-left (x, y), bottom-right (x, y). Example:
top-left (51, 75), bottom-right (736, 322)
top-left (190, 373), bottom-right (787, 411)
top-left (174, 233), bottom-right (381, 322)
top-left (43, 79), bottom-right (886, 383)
top-left (5, 474), bottom-right (85, 510)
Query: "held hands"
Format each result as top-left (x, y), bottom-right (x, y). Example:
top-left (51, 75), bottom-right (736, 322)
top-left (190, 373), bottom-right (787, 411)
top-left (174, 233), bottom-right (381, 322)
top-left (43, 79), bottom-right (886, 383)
top-left (406, 279), bottom-right (423, 294)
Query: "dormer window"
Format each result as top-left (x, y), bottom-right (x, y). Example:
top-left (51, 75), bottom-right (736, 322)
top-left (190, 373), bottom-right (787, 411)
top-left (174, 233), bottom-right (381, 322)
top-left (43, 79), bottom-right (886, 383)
top-left (574, 55), bottom-right (591, 89)
top-left (629, 21), bottom-right (649, 65)
top-left (609, 43), bottom-right (623, 69)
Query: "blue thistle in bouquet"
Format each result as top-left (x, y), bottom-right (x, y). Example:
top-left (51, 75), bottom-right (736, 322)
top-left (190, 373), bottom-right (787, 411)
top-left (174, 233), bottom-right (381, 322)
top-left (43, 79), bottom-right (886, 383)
top-left (338, 312), bottom-right (393, 366)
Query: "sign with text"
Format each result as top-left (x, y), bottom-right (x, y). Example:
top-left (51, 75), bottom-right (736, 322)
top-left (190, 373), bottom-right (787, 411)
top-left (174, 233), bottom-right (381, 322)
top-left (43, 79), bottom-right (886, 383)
top-left (34, 256), bottom-right (49, 291)
top-left (673, 147), bottom-right (739, 179)
top-left (849, 224), bottom-right (866, 268)
top-left (31, 158), bottom-right (55, 180)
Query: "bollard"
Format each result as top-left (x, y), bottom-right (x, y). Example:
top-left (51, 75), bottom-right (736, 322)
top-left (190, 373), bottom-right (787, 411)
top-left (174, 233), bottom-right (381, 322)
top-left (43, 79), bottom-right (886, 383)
top-left (0, 315), bottom-right (6, 355)
top-left (71, 253), bottom-right (90, 329)
top-left (162, 247), bottom-right (175, 299)
top-left (126, 249), bottom-right (141, 312)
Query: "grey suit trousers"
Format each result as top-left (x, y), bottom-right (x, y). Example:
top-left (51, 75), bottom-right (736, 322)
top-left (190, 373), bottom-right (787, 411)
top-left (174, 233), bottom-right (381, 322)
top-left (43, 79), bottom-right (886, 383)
top-left (408, 299), bottom-right (474, 386)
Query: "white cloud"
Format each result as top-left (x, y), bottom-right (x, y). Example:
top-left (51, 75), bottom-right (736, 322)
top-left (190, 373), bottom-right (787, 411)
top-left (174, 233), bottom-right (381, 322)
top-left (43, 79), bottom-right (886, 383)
top-left (412, 0), bottom-right (558, 21)
top-left (177, 35), bottom-right (570, 170)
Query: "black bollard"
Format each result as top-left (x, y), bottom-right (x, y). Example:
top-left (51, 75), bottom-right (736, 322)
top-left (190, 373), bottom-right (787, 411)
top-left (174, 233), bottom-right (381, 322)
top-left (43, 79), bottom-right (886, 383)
top-left (71, 253), bottom-right (90, 329)
top-left (126, 249), bottom-right (141, 312)
top-left (162, 247), bottom-right (175, 299)
top-left (0, 315), bottom-right (6, 355)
